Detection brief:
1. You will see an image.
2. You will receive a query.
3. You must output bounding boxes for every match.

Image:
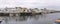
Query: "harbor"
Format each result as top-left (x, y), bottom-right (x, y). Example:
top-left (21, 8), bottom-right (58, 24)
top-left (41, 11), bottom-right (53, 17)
top-left (0, 0), bottom-right (60, 24)
top-left (0, 13), bottom-right (60, 24)
top-left (0, 7), bottom-right (59, 24)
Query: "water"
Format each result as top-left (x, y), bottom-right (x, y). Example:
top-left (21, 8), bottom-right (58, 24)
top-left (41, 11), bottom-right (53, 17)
top-left (1, 13), bottom-right (60, 24)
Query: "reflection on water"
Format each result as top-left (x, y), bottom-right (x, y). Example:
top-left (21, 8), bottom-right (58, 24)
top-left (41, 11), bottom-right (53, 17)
top-left (8, 16), bottom-right (28, 21)
top-left (1, 13), bottom-right (60, 24)
top-left (8, 15), bottom-right (40, 21)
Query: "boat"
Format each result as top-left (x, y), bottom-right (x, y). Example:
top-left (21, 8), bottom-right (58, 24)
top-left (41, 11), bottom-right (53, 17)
top-left (55, 18), bottom-right (60, 24)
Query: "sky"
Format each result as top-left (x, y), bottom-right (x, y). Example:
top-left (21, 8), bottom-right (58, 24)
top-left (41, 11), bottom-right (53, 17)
top-left (0, 0), bottom-right (60, 10)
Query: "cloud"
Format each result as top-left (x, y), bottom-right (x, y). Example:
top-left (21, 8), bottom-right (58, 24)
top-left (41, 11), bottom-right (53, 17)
top-left (0, 0), bottom-right (60, 10)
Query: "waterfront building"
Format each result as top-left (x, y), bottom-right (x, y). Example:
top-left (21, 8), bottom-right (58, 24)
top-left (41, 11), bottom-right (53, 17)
top-left (31, 8), bottom-right (42, 13)
top-left (15, 7), bottom-right (30, 13)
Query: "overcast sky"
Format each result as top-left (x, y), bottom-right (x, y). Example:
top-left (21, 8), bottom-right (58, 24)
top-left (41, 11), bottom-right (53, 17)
top-left (0, 0), bottom-right (60, 10)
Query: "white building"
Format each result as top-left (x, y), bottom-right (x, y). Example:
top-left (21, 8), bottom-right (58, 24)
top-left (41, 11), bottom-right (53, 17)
top-left (31, 8), bottom-right (42, 13)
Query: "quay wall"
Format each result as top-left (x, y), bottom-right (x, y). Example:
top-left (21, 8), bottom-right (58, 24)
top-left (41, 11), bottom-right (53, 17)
top-left (0, 12), bottom-right (43, 16)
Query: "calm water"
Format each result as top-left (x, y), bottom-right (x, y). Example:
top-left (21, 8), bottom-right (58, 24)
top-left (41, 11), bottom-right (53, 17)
top-left (1, 13), bottom-right (60, 24)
